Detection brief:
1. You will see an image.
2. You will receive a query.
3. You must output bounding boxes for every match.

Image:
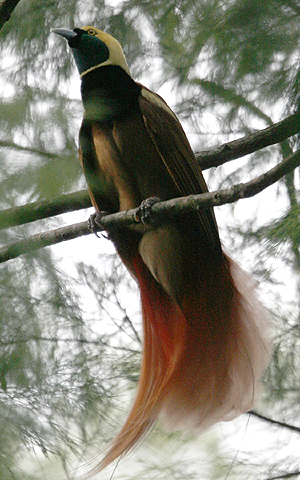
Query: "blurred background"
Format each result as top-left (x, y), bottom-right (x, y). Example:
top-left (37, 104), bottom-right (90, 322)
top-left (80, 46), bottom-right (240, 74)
top-left (0, 0), bottom-right (300, 478)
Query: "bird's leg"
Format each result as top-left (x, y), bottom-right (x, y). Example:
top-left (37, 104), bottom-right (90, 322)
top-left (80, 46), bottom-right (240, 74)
top-left (88, 211), bottom-right (111, 239)
top-left (134, 197), bottom-right (161, 226)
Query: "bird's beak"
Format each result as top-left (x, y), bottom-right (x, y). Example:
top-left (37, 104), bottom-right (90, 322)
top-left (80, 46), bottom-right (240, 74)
top-left (51, 28), bottom-right (77, 42)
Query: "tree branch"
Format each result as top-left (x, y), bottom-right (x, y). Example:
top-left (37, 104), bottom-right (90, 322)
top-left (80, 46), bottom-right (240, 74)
top-left (1, 113), bottom-right (299, 231)
top-left (0, 219), bottom-right (90, 263)
top-left (0, 0), bottom-right (21, 30)
top-left (1, 147), bottom-right (300, 263)
top-left (0, 191), bottom-right (92, 230)
top-left (196, 112), bottom-right (300, 170)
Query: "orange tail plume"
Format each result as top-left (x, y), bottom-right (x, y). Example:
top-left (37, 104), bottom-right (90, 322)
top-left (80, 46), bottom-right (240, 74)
top-left (90, 252), bottom-right (270, 474)
top-left (92, 253), bottom-right (187, 472)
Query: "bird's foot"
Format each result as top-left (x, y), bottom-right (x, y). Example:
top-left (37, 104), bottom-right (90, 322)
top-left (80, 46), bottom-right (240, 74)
top-left (134, 197), bottom-right (161, 226)
top-left (88, 211), bottom-right (109, 239)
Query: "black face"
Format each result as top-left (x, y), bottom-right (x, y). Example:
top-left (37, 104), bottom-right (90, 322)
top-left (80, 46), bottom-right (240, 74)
top-left (66, 28), bottom-right (110, 75)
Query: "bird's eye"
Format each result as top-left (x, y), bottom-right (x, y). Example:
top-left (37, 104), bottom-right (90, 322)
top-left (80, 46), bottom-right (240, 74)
top-left (87, 29), bottom-right (96, 36)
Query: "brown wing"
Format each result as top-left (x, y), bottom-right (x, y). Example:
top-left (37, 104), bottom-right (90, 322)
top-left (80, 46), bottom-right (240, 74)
top-left (79, 119), bottom-right (121, 213)
top-left (138, 87), bottom-right (221, 254)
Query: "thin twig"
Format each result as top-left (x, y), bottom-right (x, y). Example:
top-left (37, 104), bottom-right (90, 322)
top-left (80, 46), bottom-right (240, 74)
top-left (250, 411), bottom-right (300, 434)
top-left (1, 147), bottom-right (300, 264)
top-left (0, 140), bottom-right (65, 159)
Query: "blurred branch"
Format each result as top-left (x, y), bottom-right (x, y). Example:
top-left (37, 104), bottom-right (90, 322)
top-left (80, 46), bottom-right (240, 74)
top-left (0, 190), bottom-right (92, 230)
top-left (192, 78), bottom-right (273, 125)
top-left (123, 314), bottom-right (141, 344)
top-left (0, 140), bottom-right (67, 159)
top-left (250, 411), bottom-right (300, 434)
top-left (1, 147), bottom-right (300, 263)
top-left (0, 0), bottom-right (21, 30)
top-left (0, 219), bottom-right (90, 262)
top-left (265, 471), bottom-right (300, 480)
top-left (0, 336), bottom-right (138, 353)
top-left (0, 336), bottom-right (103, 346)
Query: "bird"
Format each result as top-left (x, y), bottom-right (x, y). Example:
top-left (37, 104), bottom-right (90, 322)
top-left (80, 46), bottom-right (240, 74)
top-left (52, 26), bottom-right (271, 473)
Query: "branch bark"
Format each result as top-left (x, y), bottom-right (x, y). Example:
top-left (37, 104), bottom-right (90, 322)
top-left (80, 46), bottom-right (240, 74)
top-left (196, 112), bottom-right (300, 170)
top-left (0, 191), bottom-right (92, 230)
top-left (1, 147), bottom-right (300, 263)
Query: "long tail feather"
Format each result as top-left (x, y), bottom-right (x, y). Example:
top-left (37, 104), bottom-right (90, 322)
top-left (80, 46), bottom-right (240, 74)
top-left (91, 253), bottom-right (271, 474)
top-left (92, 253), bottom-right (187, 472)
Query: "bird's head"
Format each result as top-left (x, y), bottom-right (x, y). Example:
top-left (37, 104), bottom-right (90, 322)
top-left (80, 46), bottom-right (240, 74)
top-left (52, 26), bottom-right (131, 77)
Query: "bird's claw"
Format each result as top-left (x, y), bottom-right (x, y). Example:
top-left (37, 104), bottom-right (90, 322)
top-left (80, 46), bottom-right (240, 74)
top-left (134, 197), bottom-right (161, 226)
top-left (88, 211), bottom-right (108, 238)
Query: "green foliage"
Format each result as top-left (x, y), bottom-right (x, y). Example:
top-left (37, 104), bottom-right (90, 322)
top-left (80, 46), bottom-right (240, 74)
top-left (0, 248), bottom-right (141, 478)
